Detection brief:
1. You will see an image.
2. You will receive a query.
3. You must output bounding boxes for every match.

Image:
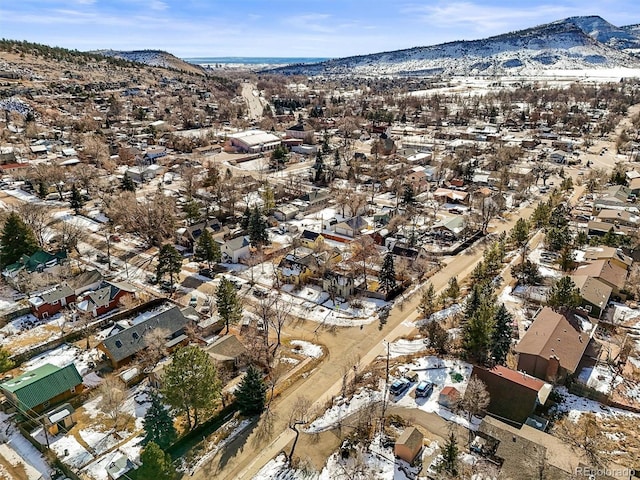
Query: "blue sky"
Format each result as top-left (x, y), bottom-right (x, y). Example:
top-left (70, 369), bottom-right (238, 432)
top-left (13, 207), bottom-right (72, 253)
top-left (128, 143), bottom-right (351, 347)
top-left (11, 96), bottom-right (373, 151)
top-left (2, 0), bottom-right (640, 58)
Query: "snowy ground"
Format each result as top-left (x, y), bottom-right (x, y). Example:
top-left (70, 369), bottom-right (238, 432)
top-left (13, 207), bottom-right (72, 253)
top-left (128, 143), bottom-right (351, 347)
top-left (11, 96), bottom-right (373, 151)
top-left (290, 340), bottom-right (324, 359)
top-left (0, 312), bottom-right (69, 355)
top-left (577, 364), bottom-right (622, 395)
top-left (253, 434), bottom-right (424, 480)
top-left (553, 386), bottom-right (640, 421)
top-left (394, 357), bottom-right (480, 431)
top-left (388, 338), bottom-right (427, 359)
top-left (0, 412), bottom-right (52, 480)
top-left (307, 388), bottom-right (382, 433)
top-left (528, 247), bottom-right (562, 279)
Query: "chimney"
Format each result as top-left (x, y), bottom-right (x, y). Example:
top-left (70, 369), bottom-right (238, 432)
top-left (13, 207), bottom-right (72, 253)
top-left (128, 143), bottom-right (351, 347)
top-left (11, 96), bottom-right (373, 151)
top-left (546, 355), bottom-right (560, 381)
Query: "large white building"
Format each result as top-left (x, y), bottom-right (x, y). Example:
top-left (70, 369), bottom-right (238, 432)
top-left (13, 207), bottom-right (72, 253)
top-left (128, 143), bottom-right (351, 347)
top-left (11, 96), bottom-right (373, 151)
top-left (229, 130), bottom-right (281, 153)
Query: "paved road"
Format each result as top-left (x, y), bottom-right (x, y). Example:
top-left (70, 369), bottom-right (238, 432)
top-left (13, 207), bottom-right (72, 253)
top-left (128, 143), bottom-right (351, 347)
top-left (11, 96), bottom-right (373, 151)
top-left (241, 82), bottom-right (266, 120)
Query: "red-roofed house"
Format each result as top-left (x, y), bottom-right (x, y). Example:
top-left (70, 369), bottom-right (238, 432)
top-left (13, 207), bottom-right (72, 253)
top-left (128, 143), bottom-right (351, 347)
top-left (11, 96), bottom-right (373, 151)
top-left (469, 365), bottom-right (552, 426)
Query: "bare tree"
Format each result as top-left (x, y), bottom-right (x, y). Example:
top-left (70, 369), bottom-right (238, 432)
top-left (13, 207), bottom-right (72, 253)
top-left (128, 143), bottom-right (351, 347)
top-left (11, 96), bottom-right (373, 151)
top-left (349, 236), bottom-right (377, 288)
top-left (459, 376), bottom-right (490, 442)
top-left (269, 296), bottom-right (293, 356)
top-left (97, 375), bottom-right (127, 431)
top-left (14, 203), bottom-right (51, 247)
top-left (288, 396), bottom-right (312, 463)
top-left (552, 413), bottom-right (608, 467)
top-left (136, 328), bottom-right (170, 371)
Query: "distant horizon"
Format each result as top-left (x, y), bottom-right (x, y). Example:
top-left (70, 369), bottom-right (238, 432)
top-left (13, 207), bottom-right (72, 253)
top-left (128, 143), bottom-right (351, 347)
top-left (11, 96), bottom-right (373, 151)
top-left (3, 1), bottom-right (640, 58)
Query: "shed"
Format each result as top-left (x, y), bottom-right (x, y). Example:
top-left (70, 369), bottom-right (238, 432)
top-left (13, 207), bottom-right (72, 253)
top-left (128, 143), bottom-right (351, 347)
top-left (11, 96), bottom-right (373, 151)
top-left (438, 386), bottom-right (460, 408)
top-left (394, 426), bottom-right (423, 464)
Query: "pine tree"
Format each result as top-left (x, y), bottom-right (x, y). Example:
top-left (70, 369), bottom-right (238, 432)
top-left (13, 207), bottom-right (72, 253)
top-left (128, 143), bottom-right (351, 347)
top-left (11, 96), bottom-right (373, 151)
top-left (0, 212), bottom-right (39, 267)
top-left (156, 244), bottom-right (183, 290)
top-left (437, 431), bottom-right (459, 477)
top-left (418, 283), bottom-right (437, 319)
top-left (490, 303), bottom-right (513, 366)
top-left (241, 206), bottom-right (251, 230)
top-left (143, 392), bottom-right (177, 449)
top-left (444, 276), bottom-right (460, 304)
top-left (137, 442), bottom-right (177, 480)
top-left (379, 252), bottom-right (397, 294)
top-left (120, 172), bottom-right (136, 192)
top-left (547, 276), bottom-right (582, 312)
top-left (234, 365), bottom-right (267, 415)
top-left (194, 228), bottom-right (221, 269)
top-left (216, 277), bottom-right (242, 334)
top-left (248, 207), bottom-right (269, 248)
top-left (182, 199), bottom-right (201, 225)
top-left (161, 345), bottom-right (221, 430)
top-left (402, 184), bottom-right (416, 206)
top-left (70, 184), bottom-right (84, 215)
top-left (463, 301), bottom-right (496, 364)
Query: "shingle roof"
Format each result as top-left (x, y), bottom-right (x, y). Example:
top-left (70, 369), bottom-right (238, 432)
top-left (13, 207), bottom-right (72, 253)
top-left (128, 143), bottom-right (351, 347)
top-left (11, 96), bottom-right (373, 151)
top-left (0, 363), bottom-right (82, 411)
top-left (99, 306), bottom-right (190, 363)
top-left (574, 259), bottom-right (628, 290)
top-left (514, 307), bottom-right (589, 374)
top-left (396, 426), bottom-right (423, 452)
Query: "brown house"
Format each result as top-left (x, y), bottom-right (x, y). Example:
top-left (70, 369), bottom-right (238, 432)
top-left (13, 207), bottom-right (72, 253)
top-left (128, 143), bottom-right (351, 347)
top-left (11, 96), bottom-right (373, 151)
top-left (470, 365), bottom-right (552, 426)
top-left (394, 426), bottom-right (423, 464)
top-left (514, 307), bottom-right (593, 382)
top-left (573, 260), bottom-right (628, 297)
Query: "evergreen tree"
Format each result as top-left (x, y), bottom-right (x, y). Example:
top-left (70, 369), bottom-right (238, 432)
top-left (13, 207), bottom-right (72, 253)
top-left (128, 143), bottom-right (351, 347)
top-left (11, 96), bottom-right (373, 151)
top-left (120, 172), bottom-right (136, 192)
top-left (235, 365), bottom-right (267, 415)
top-left (38, 181), bottom-right (48, 199)
top-left (379, 252), bottom-right (397, 293)
top-left (463, 283), bottom-right (483, 321)
top-left (261, 185), bottom-right (275, 213)
top-left (70, 184), bottom-right (84, 215)
top-left (248, 207), bottom-right (269, 248)
top-left (182, 199), bottom-right (201, 225)
top-left (0, 212), bottom-right (39, 267)
top-left (547, 276), bottom-right (582, 313)
top-left (490, 303), bottom-right (513, 366)
top-left (444, 276), bottom-right (460, 305)
top-left (418, 283), bottom-right (437, 319)
top-left (437, 431), bottom-right (459, 477)
top-left (194, 228), bottom-right (221, 269)
top-left (137, 442), bottom-right (176, 480)
top-left (161, 345), bottom-right (221, 430)
top-left (143, 392), bottom-right (177, 449)
top-left (510, 217), bottom-right (530, 262)
top-left (155, 244), bottom-right (182, 290)
top-left (511, 260), bottom-right (542, 286)
top-left (241, 206), bottom-right (251, 230)
top-left (0, 346), bottom-right (14, 373)
top-left (422, 321), bottom-right (448, 355)
top-left (463, 301), bottom-right (496, 364)
top-left (216, 277), bottom-right (242, 334)
top-left (402, 184), bottom-right (416, 206)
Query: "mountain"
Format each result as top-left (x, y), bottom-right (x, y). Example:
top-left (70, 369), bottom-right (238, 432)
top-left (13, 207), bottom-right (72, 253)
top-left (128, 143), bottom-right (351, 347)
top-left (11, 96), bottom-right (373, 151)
top-left (268, 16), bottom-right (640, 77)
top-left (96, 49), bottom-right (205, 75)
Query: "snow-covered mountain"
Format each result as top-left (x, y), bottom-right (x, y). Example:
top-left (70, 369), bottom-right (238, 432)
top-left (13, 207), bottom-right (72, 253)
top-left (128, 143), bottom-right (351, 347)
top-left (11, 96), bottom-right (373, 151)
top-left (269, 16), bottom-right (640, 76)
top-left (96, 50), bottom-right (204, 75)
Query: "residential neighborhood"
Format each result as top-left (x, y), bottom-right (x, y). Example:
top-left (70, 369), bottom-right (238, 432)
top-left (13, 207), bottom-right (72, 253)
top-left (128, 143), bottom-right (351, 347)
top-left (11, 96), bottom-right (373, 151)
top-left (0, 38), bottom-right (640, 480)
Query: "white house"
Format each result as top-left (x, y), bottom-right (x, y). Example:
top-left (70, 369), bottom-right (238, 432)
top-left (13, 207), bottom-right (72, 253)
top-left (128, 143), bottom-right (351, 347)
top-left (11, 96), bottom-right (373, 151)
top-left (229, 130), bottom-right (281, 153)
top-left (220, 236), bottom-right (251, 263)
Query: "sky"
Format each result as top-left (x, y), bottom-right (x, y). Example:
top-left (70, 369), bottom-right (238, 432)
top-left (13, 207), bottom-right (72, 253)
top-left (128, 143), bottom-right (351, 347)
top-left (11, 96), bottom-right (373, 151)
top-left (2, 0), bottom-right (640, 58)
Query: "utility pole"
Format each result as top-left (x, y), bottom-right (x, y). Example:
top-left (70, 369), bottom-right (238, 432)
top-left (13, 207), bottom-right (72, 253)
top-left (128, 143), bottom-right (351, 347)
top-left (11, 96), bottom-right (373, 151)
top-left (380, 340), bottom-right (390, 435)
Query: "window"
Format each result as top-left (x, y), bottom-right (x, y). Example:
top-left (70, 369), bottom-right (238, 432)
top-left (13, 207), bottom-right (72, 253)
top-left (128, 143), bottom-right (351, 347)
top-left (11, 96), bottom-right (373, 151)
top-left (132, 332), bottom-right (139, 340)
top-left (115, 340), bottom-right (123, 348)
top-left (70, 386), bottom-right (76, 393)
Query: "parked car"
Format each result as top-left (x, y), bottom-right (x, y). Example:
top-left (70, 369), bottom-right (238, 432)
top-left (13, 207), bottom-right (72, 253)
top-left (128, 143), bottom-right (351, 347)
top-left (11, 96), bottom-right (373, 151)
top-left (404, 370), bottom-right (419, 383)
top-left (390, 378), bottom-right (410, 395)
top-left (252, 286), bottom-right (268, 298)
top-left (198, 268), bottom-right (214, 278)
top-left (415, 381), bottom-right (434, 398)
top-left (189, 295), bottom-right (198, 307)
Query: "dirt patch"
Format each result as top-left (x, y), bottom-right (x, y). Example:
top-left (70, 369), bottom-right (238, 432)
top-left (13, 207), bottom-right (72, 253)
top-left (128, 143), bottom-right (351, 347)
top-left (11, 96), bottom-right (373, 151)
top-left (0, 453), bottom-right (29, 480)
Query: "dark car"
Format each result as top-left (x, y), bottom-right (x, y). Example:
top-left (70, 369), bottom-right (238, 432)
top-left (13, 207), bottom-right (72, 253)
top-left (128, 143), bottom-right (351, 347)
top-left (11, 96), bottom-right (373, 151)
top-left (390, 378), bottom-right (410, 395)
top-left (415, 381), bottom-right (434, 398)
top-left (198, 268), bottom-right (214, 278)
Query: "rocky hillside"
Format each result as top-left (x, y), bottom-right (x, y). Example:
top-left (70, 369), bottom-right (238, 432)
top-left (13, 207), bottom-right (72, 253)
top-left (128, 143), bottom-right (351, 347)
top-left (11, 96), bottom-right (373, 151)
top-left (96, 50), bottom-right (205, 75)
top-left (268, 16), bottom-right (640, 76)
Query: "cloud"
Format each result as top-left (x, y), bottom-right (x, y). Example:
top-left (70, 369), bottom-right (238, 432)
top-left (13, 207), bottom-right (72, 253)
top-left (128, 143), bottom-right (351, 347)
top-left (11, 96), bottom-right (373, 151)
top-left (284, 13), bottom-right (335, 33)
top-left (402, 1), bottom-right (573, 33)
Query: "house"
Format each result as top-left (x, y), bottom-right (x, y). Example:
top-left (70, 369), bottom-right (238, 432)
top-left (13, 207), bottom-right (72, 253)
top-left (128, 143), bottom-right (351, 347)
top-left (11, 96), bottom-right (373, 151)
top-left (299, 190), bottom-right (330, 211)
top-left (596, 209), bottom-right (639, 228)
top-left (0, 363), bottom-right (83, 414)
top-left (573, 259), bottom-right (628, 297)
top-left (514, 307), bottom-right (594, 382)
top-left (469, 365), bottom-right (552, 426)
top-left (124, 164), bottom-right (163, 183)
top-left (438, 386), bottom-right (460, 408)
top-left (273, 205), bottom-right (300, 221)
top-left (76, 281), bottom-right (136, 317)
top-left (98, 306), bottom-right (192, 368)
top-left (277, 249), bottom-right (319, 285)
top-left (407, 166), bottom-right (429, 192)
top-left (220, 236), bottom-right (251, 263)
top-left (583, 247), bottom-right (633, 270)
top-left (205, 335), bottom-right (248, 371)
top-left (432, 187), bottom-right (469, 204)
top-left (299, 230), bottom-right (325, 249)
top-left (394, 426), bottom-right (423, 464)
top-left (2, 250), bottom-right (67, 279)
top-left (323, 271), bottom-right (357, 299)
top-left (67, 269), bottom-right (104, 296)
top-left (28, 283), bottom-right (76, 319)
top-left (176, 218), bottom-right (222, 250)
top-left (432, 216), bottom-right (466, 240)
top-left (334, 216), bottom-right (369, 238)
top-left (285, 122), bottom-right (314, 140)
top-left (570, 275), bottom-right (612, 318)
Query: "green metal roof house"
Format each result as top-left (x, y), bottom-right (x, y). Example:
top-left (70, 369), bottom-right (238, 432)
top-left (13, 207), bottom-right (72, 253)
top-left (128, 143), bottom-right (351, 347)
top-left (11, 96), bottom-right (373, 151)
top-left (0, 363), bottom-right (83, 414)
top-left (2, 250), bottom-right (68, 278)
